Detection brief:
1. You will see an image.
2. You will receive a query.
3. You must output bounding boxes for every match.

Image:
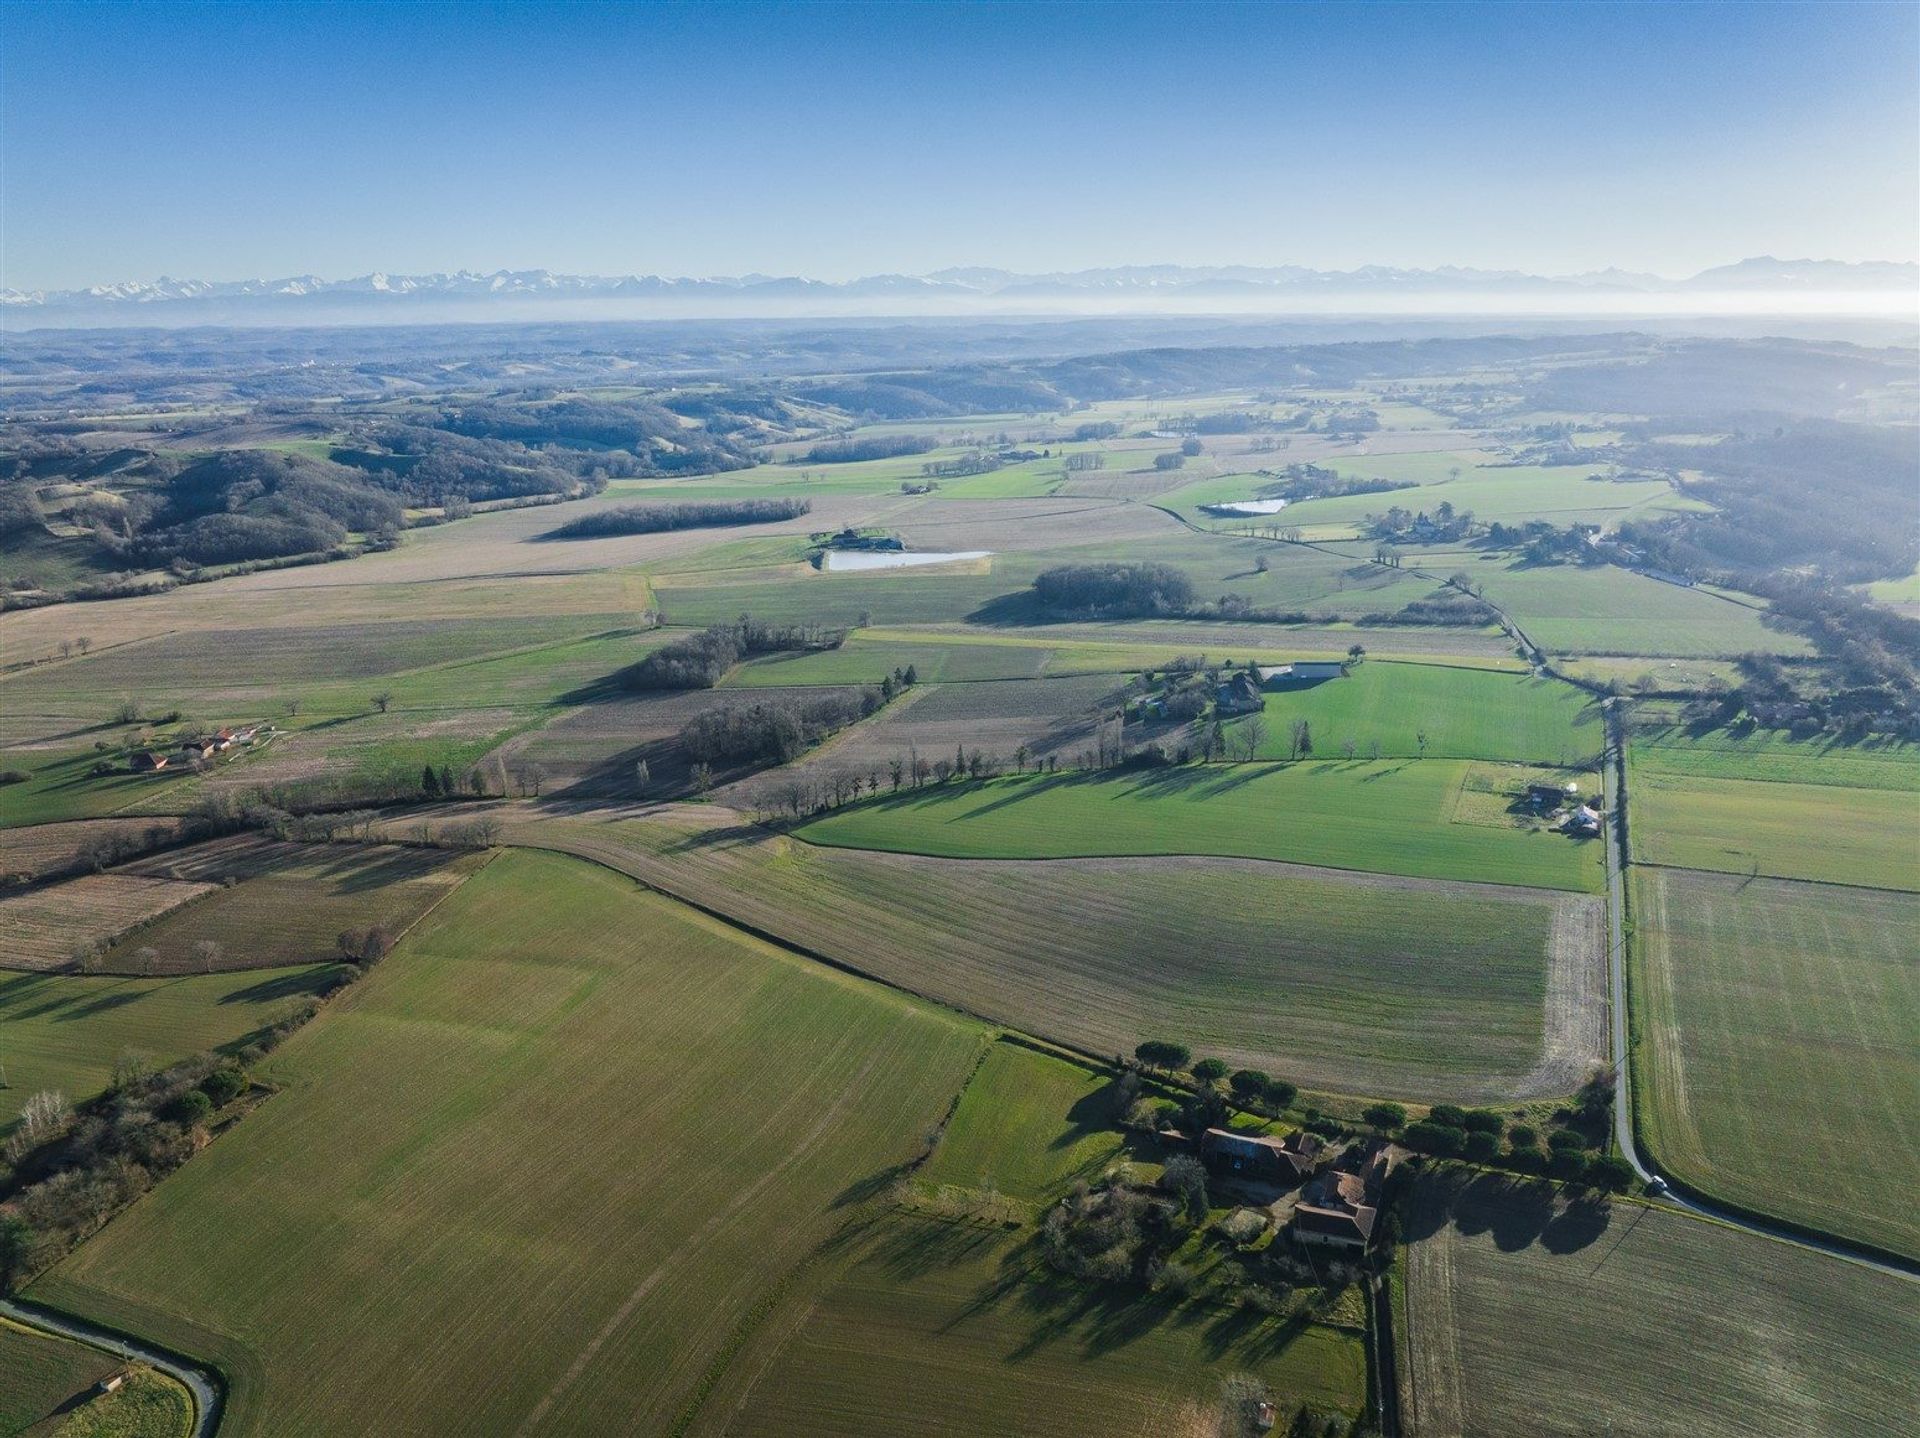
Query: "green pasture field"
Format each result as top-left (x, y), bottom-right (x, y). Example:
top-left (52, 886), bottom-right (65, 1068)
top-left (834, 624), bottom-right (1522, 681)
top-left (655, 568), bottom-right (1010, 629)
top-left (0, 614), bottom-right (632, 706)
top-left (37, 1366), bottom-right (194, 1438)
top-left (1470, 564), bottom-right (1810, 658)
top-left (651, 530), bottom-right (1456, 633)
top-left (1866, 563), bottom-right (1920, 609)
top-left (689, 1212), bottom-right (1366, 1438)
top-left (917, 1041), bottom-right (1130, 1204)
top-left (1164, 452), bottom-right (1695, 530)
top-left (30, 850), bottom-right (987, 1437)
top-left (515, 808), bottom-right (1600, 1102)
top-left (0, 526), bottom-right (138, 595)
top-left (1630, 868), bottom-right (1920, 1259)
top-left (0, 751), bottom-right (171, 829)
top-left (1553, 655), bottom-right (1744, 692)
top-left (1629, 722), bottom-right (1918, 790)
top-left (1239, 662), bottom-right (1602, 765)
top-left (1, 1317), bottom-right (119, 1436)
top-left (0, 965), bottom-right (341, 1135)
top-left (1399, 1173), bottom-right (1919, 1437)
top-left (799, 761), bottom-right (1605, 892)
top-left (0, 621), bottom-right (676, 824)
top-left (115, 840), bottom-right (489, 972)
top-left (722, 634), bottom-right (1053, 687)
top-left (1629, 770), bottom-right (1919, 891)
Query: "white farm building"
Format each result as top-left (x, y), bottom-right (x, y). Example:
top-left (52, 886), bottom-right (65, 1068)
top-left (1259, 661), bottom-right (1346, 687)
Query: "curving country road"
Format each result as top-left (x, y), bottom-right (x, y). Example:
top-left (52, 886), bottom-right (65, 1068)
top-left (0, 1295), bottom-right (222, 1437)
top-left (1600, 699), bottom-right (1917, 1285)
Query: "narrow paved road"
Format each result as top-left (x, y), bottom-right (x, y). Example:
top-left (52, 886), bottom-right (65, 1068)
top-left (0, 1296), bottom-right (222, 1436)
top-left (1601, 699), bottom-right (1917, 1284)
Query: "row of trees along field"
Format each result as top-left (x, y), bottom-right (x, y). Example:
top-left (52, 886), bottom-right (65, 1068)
top-left (544, 497), bottom-right (809, 538)
top-left (620, 617), bottom-right (847, 690)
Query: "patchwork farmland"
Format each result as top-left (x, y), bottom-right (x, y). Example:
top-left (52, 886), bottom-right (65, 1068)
top-left (509, 806), bottom-right (1605, 1102)
top-left (1, 316), bottom-right (1913, 1438)
top-left (29, 851), bottom-right (991, 1436)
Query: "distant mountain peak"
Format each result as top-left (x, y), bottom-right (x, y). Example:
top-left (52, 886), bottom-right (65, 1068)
top-left (5, 258), bottom-right (1912, 324)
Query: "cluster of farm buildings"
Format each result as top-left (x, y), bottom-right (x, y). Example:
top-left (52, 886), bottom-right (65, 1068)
top-left (130, 724), bottom-right (268, 773)
top-left (1198, 1127), bottom-right (1400, 1249)
top-left (1215, 661), bottom-right (1347, 715)
top-left (1527, 779), bottom-right (1602, 836)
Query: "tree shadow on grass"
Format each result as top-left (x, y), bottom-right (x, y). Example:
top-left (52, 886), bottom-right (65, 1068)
top-left (53, 987), bottom-right (150, 1020)
top-left (856, 1213), bottom-right (1007, 1283)
top-left (1049, 1079), bottom-right (1128, 1152)
top-left (217, 969), bottom-right (338, 1005)
top-left (1541, 1194), bottom-right (1613, 1254)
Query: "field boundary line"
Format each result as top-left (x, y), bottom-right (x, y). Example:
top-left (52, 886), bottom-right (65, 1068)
top-left (499, 832), bottom-right (1126, 1076)
top-left (789, 829), bottom-right (1599, 897)
top-left (1629, 856), bottom-right (1920, 898)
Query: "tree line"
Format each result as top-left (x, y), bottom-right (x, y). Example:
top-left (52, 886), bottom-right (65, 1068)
top-left (545, 497), bottom-right (809, 539)
top-left (621, 617), bottom-right (846, 691)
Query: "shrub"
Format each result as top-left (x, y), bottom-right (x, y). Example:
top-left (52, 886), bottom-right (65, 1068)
top-left (1428, 1104), bottom-right (1468, 1129)
top-left (0, 769), bottom-right (28, 785)
top-left (1507, 1122), bottom-right (1538, 1150)
top-left (1588, 1154), bottom-right (1635, 1192)
top-left (163, 1089), bottom-right (214, 1127)
top-left (1462, 1109), bottom-right (1505, 1133)
top-left (1547, 1128), bottom-right (1590, 1155)
top-left (1550, 1149), bottom-right (1590, 1182)
top-left (199, 1066), bottom-right (247, 1107)
top-left (1402, 1120), bottom-right (1466, 1157)
top-left (1217, 1207), bottom-right (1268, 1245)
top-left (1160, 1155), bottom-right (1210, 1222)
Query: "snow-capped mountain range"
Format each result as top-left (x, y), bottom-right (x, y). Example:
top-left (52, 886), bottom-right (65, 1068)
top-left (5, 258), bottom-right (1913, 326)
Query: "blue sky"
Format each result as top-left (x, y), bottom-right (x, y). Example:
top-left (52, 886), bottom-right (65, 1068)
top-left (4, 0), bottom-right (1915, 289)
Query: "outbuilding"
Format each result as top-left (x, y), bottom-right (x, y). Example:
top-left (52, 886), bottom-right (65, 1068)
top-left (1200, 1127), bottom-right (1322, 1184)
top-left (1260, 661), bottom-right (1345, 687)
